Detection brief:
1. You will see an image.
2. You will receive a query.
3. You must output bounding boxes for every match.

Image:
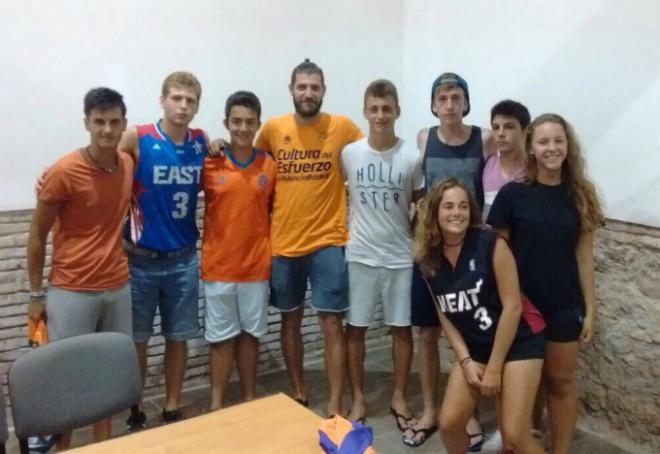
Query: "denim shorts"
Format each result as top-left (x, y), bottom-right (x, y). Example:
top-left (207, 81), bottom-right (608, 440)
top-left (270, 245), bottom-right (348, 313)
top-left (129, 251), bottom-right (200, 342)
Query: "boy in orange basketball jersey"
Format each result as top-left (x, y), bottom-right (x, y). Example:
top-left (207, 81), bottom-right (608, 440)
top-left (201, 91), bottom-right (276, 409)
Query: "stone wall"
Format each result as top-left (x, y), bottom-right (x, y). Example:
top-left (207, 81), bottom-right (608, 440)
top-left (577, 220), bottom-right (660, 453)
top-left (0, 203), bottom-right (388, 404)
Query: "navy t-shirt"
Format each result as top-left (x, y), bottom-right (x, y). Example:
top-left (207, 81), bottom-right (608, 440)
top-left (486, 181), bottom-right (583, 314)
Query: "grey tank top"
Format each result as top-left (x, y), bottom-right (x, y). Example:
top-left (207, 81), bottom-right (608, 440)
top-left (423, 125), bottom-right (485, 208)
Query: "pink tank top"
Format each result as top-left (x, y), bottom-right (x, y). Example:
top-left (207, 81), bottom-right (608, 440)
top-left (482, 155), bottom-right (525, 219)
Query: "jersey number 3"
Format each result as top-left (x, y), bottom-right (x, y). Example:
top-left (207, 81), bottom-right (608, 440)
top-left (474, 307), bottom-right (493, 330)
top-left (172, 192), bottom-right (189, 219)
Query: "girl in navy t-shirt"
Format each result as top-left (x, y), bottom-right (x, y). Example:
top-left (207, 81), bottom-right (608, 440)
top-left (414, 178), bottom-right (545, 454)
top-left (487, 113), bottom-right (604, 454)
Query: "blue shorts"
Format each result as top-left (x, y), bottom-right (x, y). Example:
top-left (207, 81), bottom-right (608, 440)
top-left (128, 251), bottom-right (200, 342)
top-left (270, 246), bottom-right (348, 313)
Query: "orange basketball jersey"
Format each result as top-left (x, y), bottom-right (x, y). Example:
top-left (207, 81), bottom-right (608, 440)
top-left (201, 149), bottom-right (276, 281)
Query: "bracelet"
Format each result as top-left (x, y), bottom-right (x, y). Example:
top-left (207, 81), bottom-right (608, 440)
top-left (459, 356), bottom-right (472, 367)
top-left (485, 368), bottom-right (501, 375)
top-left (29, 291), bottom-right (46, 299)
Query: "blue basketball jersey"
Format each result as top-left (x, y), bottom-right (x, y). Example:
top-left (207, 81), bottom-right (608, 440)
top-left (126, 121), bottom-right (206, 251)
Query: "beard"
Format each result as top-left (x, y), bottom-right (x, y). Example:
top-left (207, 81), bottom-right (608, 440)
top-left (293, 97), bottom-right (323, 118)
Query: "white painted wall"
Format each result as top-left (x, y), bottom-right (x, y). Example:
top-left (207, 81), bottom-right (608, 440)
top-left (0, 0), bottom-right (403, 210)
top-left (400, 0), bottom-right (660, 227)
top-left (3, 0), bottom-right (659, 227)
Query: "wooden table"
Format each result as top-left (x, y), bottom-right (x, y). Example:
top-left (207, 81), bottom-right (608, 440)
top-left (70, 393), bottom-right (323, 453)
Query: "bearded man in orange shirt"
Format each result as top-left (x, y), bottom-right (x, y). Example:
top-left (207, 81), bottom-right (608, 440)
top-left (255, 60), bottom-right (363, 416)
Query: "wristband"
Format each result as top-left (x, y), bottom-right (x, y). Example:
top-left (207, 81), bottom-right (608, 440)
top-left (459, 356), bottom-right (472, 367)
top-left (29, 291), bottom-right (46, 299)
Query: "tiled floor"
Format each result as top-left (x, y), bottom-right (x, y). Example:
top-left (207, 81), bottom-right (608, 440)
top-left (6, 345), bottom-right (638, 453)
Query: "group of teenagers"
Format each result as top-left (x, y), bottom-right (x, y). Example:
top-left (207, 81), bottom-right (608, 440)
top-left (24, 59), bottom-right (603, 454)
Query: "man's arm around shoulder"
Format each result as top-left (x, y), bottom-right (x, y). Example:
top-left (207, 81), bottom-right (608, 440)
top-left (119, 126), bottom-right (140, 163)
top-left (482, 128), bottom-right (496, 158)
top-left (417, 128), bottom-right (430, 154)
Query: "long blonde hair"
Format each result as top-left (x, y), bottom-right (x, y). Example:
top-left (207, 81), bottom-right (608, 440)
top-left (413, 178), bottom-right (482, 277)
top-left (525, 113), bottom-right (604, 231)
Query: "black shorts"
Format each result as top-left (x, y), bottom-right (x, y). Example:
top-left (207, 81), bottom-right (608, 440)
top-left (542, 305), bottom-right (584, 343)
top-left (410, 264), bottom-right (440, 327)
top-left (469, 331), bottom-right (546, 365)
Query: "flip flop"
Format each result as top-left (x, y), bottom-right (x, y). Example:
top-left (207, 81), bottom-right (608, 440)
top-left (390, 407), bottom-right (413, 432)
top-left (402, 425), bottom-right (438, 447)
top-left (468, 431), bottom-right (485, 452)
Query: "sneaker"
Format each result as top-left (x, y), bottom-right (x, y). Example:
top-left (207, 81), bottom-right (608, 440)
top-left (27, 435), bottom-right (57, 453)
top-left (125, 409), bottom-right (147, 432)
top-left (481, 430), bottom-right (503, 454)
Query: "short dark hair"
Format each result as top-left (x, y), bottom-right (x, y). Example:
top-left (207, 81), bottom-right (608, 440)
top-left (225, 91), bottom-right (261, 120)
top-left (290, 58), bottom-right (325, 86)
top-left (84, 87), bottom-right (126, 117)
top-left (490, 99), bottom-right (531, 130)
top-left (364, 79), bottom-right (399, 108)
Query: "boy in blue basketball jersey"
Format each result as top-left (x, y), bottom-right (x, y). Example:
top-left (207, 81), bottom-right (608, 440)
top-left (120, 71), bottom-right (208, 429)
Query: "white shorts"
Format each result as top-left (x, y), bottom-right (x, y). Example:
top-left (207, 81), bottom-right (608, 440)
top-left (346, 262), bottom-right (411, 327)
top-left (203, 280), bottom-right (269, 343)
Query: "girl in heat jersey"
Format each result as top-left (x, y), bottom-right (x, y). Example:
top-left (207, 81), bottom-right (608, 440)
top-left (414, 178), bottom-right (546, 454)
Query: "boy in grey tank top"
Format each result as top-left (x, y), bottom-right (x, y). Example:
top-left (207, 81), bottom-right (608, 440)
top-left (405, 73), bottom-right (496, 449)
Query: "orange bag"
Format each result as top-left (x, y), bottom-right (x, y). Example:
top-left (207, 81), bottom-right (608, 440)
top-left (28, 317), bottom-right (49, 347)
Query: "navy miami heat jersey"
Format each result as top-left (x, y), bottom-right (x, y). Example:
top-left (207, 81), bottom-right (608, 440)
top-left (425, 228), bottom-right (543, 354)
top-left (127, 121), bottom-right (206, 251)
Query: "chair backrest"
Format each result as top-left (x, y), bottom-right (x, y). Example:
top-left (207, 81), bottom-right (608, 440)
top-left (8, 332), bottom-right (141, 438)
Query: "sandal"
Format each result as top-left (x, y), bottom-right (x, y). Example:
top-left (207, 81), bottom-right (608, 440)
top-left (402, 425), bottom-right (438, 447)
top-left (390, 407), bottom-right (413, 432)
top-left (467, 431), bottom-right (485, 452)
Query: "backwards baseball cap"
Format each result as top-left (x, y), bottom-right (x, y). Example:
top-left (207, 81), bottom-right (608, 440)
top-left (430, 72), bottom-right (470, 117)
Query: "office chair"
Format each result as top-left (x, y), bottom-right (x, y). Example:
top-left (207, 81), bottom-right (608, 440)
top-left (8, 332), bottom-right (142, 454)
top-left (0, 389), bottom-right (7, 454)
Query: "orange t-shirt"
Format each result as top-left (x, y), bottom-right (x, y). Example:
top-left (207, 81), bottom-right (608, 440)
top-left (38, 150), bottom-right (133, 290)
top-left (201, 150), bottom-right (276, 281)
top-left (255, 113), bottom-right (363, 257)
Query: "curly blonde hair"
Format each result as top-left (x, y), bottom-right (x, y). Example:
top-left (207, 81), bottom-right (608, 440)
top-left (525, 114), bottom-right (604, 232)
top-left (413, 178), bottom-right (482, 277)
